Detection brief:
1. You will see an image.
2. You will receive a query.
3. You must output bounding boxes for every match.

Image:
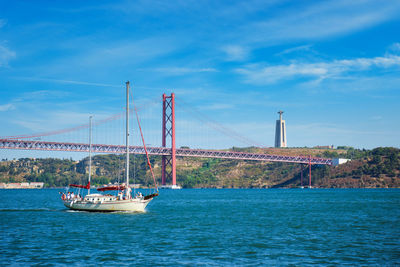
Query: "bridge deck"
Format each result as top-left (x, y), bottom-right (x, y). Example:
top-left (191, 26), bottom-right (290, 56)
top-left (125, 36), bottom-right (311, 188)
top-left (0, 139), bottom-right (332, 165)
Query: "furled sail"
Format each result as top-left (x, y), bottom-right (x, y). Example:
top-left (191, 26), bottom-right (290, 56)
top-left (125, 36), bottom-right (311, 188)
top-left (69, 182), bottom-right (90, 189)
top-left (97, 185), bottom-right (126, 192)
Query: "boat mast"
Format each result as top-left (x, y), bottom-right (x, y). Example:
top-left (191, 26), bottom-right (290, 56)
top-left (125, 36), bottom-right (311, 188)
top-left (88, 116), bottom-right (92, 195)
top-left (126, 81), bottom-right (130, 191)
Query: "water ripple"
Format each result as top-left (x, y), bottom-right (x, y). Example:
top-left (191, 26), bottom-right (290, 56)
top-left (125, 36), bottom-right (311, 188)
top-left (0, 189), bottom-right (399, 265)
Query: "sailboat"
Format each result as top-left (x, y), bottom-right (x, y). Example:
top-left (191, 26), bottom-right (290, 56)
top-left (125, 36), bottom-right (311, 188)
top-left (61, 81), bottom-right (158, 212)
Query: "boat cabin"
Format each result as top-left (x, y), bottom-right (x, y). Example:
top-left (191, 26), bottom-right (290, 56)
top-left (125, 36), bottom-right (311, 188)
top-left (84, 194), bottom-right (117, 202)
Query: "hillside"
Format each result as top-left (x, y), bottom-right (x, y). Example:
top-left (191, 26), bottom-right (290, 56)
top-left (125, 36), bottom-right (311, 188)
top-left (0, 147), bottom-right (399, 188)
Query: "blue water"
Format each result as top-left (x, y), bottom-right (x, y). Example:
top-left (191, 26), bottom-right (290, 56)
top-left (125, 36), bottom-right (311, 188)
top-left (1, 189), bottom-right (399, 266)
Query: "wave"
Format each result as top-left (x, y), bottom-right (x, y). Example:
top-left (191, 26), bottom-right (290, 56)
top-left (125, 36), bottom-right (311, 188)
top-left (0, 208), bottom-right (55, 212)
top-left (64, 209), bottom-right (147, 214)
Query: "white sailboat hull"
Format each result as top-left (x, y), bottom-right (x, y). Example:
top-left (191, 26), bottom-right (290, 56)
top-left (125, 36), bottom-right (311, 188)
top-left (63, 198), bottom-right (152, 212)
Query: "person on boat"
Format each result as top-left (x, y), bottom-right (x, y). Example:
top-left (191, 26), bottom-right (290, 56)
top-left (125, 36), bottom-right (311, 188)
top-left (67, 192), bottom-right (71, 200)
top-left (126, 187), bottom-right (132, 199)
top-left (71, 192), bottom-right (75, 199)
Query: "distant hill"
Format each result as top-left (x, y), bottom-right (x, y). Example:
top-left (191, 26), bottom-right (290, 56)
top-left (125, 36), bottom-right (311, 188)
top-left (0, 147), bottom-right (399, 188)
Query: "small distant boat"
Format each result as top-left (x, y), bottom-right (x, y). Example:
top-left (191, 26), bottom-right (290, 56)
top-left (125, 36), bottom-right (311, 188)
top-left (159, 184), bottom-right (182, 190)
top-left (61, 81), bottom-right (158, 212)
top-left (298, 186), bottom-right (313, 189)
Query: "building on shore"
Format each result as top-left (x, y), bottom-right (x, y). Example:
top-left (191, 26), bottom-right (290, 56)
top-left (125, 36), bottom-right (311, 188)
top-left (314, 145), bottom-right (335, 149)
top-left (274, 111), bottom-right (287, 148)
top-left (0, 182), bottom-right (44, 189)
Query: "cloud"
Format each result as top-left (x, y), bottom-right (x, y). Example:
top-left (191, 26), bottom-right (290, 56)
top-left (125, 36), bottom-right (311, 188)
top-left (222, 45), bottom-right (249, 61)
top-left (235, 0), bottom-right (400, 47)
top-left (227, 1), bottom-right (397, 48)
top-left (307, 75), bottom-right (400, 94)
top-left (12, 90), bottom-right (70, 103)
top-left (0, 45), bottom-right (16, 67)
top-left (28, 35), bottom-right (186, 79)
top-left (236, 55), bottom-right (400, 84)
top-left (276, 45), bottom-right (313, 56)
top-left (287, 122), bottom-right (398, 148)
top-left (202, 103), bottom-right (235, 111)
top-left (15, 77), bottom-right (121, 88)
top-left (290, 122), bottom-right (373, 135)
top-left (213, 1), bottom-right (400, 66)
top-left (388, 43), bottom-right (400, 53)
top-left (0, 104), bottom-right (15, 111)
top-left (91, 36), bottom-right (186, 65)
top-left (146, 67), bottom-right (218, 75)
top-left (370, 116), bottom-right (382, 121)
top-left (9, 106), bottom-right (113, 138)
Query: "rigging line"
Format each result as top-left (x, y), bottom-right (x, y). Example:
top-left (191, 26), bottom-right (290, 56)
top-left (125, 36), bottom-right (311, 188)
top-left (176, 97), bottom-right (267, 148)
top-left (130, 90), bottom-right (158, 191)
top-left (133, 141), bottom-right (136, 196)
top-left (129, 93), bottom-right (137, 196)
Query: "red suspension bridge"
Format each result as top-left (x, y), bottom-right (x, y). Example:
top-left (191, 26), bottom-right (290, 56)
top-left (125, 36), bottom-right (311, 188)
top-left (0, 93), bottom-right (334, 187)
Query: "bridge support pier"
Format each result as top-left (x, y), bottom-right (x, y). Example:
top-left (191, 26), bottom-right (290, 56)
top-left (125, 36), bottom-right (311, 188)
top-left (300, 164), bottom-right (303, 187)
top-left (162, 93), bottom-right (176, 186)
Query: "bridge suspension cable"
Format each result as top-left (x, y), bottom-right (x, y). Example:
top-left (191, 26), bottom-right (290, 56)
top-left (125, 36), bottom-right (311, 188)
top-left (0, 98), bottom-right (159, 141)
top-left (176, 97), bottom-right (267, 148)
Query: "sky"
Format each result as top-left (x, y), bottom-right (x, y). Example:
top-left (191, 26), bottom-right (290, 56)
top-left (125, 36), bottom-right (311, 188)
top-left (1, 0), bottom-right (400, 159)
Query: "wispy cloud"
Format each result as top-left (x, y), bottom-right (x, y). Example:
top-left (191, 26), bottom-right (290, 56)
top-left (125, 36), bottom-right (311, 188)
top-left (202, 103), bottom-right (235, 111)
top-left (370, 115), bottom-right (383, 121)
top-left (11, 110), bottom-right (96, 133)
top-left (0, 20), bottom-right (15, 66)
top-left (1, 89), bottom-right (94, 134)
top-left (0, 19), bottom-right (6, 28)
top-left (81, 37), bottom-right (183, 66)
top-left (222, 45), bottom-right (249, 61)
top-left (290, 122), bottom-right (380, 136)
top-left (211, 0), bottom-right (400, 65)
top-left (27, 35), bottom-right (187, 80)
top-left (6, 100), bottom-right (114, 136)
top-left (0, 104), bottom-right (15, 112)
top-left (15, 77), bottom-right (121, 88)
top-left (0, 45), bottom-right (16, 67)
top-left (276, 44), bottom-right (313, 56)
top-left (145, 67), bottom-right (217, 75)
top-left (12, 90), bottom-right (70, 103)
top-left (388, 43), bottom-right (400, 53)
top-left (290, 121), bottom-right (400, 148)
top-left (246, 0), bottom-right (400, 44)
top-left (236, 54), bottom-right (400, 85)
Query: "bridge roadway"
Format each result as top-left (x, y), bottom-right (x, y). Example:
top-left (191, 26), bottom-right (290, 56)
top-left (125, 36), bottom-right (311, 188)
top-left (0, 139), bottom-right (333, 165)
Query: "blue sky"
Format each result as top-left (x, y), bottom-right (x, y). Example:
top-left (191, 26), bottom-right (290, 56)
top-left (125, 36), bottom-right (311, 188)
top-left (1, 0), bottom-right (400, 159)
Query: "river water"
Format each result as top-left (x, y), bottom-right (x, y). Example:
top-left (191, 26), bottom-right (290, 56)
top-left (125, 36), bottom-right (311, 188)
top-left (1, 189), bottom-right (399, 266)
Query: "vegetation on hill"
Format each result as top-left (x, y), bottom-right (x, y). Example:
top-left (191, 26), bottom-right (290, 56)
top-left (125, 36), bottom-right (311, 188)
top-left (0, 147), bottom-right (399, 188)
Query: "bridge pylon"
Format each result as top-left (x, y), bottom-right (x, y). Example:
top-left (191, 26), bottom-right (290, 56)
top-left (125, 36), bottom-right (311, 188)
top-left (162, 93), bottom-right (176, 186)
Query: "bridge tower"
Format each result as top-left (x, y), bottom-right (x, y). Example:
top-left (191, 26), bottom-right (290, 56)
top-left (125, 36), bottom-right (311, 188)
top-left (162, 93), bottom-right (176, 186)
